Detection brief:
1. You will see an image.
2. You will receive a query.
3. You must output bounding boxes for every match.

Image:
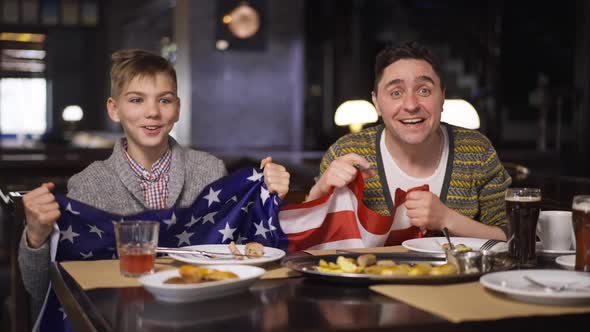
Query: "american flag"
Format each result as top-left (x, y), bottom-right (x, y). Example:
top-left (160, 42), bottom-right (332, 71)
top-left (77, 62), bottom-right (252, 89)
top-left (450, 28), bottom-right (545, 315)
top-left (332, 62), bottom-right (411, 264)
top-left (278, 171), bottom-right (429, 252)
top-left (38, 167), bottom-right (286, 332)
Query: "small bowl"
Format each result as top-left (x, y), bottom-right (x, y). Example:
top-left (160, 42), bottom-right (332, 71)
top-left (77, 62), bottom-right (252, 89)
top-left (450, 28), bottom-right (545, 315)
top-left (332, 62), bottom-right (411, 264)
top-left (446, 249), bottom-right (484, 274)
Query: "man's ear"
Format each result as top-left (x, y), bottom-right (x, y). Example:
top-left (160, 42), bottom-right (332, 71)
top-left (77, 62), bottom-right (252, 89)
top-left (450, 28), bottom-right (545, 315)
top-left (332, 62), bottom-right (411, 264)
top-left (371, 91), bottom-right (381, 116)
top-left (106, 97), bottom-right (120, 122)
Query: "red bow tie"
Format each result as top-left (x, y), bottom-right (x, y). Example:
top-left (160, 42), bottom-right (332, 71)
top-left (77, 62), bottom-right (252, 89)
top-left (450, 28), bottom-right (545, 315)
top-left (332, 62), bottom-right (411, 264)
top-left (394, 184), bottom-right (430, 207)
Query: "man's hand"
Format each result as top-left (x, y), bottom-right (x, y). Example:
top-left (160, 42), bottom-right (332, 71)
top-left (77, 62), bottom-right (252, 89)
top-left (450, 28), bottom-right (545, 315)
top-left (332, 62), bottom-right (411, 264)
top-left (260, 157), bottom-right (290, 199)
top-left (23, 182), bottom-right (61, 248)
top-left (307, 153), bottom-right (376, 201)
top-left (404, 191), bottom-right (450, 232)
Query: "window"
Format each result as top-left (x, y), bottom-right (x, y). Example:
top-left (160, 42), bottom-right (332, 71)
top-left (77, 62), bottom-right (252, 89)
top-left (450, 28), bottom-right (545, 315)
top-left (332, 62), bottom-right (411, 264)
top-left (0, 32), bottom-right (47, 135)
top-left (0, 78), bottom-right (46, 134)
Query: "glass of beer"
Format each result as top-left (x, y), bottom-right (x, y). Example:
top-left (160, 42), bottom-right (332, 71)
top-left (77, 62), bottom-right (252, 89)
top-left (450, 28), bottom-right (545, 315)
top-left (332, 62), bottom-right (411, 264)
top-left (505, 188), bottom-right (541, 268)
top-left (115, 221), bottom-right (159, 277)
top-left (572, 195), bottom-right (590, 272)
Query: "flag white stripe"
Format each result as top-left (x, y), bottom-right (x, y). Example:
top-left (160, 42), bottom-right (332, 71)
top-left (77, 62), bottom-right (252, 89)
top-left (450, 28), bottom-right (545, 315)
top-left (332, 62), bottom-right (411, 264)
top-left (279, 187), bottom-right (359, 234)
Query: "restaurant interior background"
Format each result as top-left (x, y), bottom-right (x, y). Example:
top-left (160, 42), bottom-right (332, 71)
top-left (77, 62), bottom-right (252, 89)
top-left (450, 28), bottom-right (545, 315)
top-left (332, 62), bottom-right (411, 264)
top-left (1, 0), bottom-right (590, 329)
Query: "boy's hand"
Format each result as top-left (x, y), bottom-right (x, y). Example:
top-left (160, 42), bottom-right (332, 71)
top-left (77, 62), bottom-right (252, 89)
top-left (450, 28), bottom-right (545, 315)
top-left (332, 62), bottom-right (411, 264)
top-left (307, 153), bottom-right (375, 201)
top-left (260, 157), bottom-right (290, 199)
top-left (23, 182), bottom-right (61, 248)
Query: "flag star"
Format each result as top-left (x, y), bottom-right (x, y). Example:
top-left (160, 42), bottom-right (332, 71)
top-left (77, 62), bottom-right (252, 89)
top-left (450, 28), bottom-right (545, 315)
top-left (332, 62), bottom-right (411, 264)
top-left (274, 196), bottom-right (279, 205)
top-left (254, 220), bottom-right (269, 239)
top-left (60, 225), bottom-right (80, 243)
top-left (260, 187), bottom-right (270, 205)
top-left (267, 217), bottom-right (277, 231)
top-left (236, 233), bottom-right (249, 244)
top-left (80, 251), bottom-right (93, 259)
top-left (163, 213), bottom-right (177, 230)
top-left (247, 169), bottom-right (264, 182)
top-left (175, 230), bottom-right (194, 246)
top-left (203, 187), bottom-right (221, 207)
top-left (241, 201), bottom-right (254, 213)
top-left (65, 203), bottom-right (80, 215)
top-left (185, 215), bottom-right (201, 228)
top-left (58, 307), bottom-right (67, 320)
top-left (218, 222), bottom-right (237, 243)
top-left (202, 211), bottom-right (218, 225)
top-left (112, 253), bottom-right (117, 259)
top-left (225, 195), bottom-right (238, 204)
top-left (88, 224), bottom-right (105, 239)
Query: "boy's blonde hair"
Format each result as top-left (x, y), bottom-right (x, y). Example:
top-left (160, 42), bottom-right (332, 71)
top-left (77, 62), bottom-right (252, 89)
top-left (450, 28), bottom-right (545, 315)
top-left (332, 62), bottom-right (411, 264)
top-left (110, 49), bottom-right (177, 97)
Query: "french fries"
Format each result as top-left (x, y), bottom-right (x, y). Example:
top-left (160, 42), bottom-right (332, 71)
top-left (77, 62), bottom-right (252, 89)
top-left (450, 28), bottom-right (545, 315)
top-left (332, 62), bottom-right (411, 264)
top-left (314, 254), bottom-right (457, 277)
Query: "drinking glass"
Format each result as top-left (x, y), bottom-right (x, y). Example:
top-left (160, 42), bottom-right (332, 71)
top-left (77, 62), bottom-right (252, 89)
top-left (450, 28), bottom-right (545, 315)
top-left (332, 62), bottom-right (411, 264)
top-left (114, 221), bottom-right (159, 277)
top-left (505, 188), bottom-right (541, 268)
top-left (572, 195), bottom-right (590, 272)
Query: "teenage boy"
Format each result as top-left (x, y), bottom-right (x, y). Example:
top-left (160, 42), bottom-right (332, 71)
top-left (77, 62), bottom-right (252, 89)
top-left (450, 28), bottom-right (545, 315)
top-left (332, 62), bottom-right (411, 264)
top-left (19, 49), bottom-right (291, 320)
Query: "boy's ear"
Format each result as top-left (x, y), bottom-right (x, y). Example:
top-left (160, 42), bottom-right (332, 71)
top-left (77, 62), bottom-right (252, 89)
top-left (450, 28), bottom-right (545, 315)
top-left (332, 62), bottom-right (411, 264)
top-left (174, 97), bottom-right (181, 122)
top-left (106, 97), bottom-right (121, 122)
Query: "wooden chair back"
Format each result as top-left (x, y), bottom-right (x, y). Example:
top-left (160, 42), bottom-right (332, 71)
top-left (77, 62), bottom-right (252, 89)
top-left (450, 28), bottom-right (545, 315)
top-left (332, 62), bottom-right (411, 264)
top-left (6, 191), bottom-right (30, 332)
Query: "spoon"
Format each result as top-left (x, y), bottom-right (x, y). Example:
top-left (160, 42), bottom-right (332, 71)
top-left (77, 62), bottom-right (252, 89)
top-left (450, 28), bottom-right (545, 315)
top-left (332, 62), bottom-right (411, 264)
top-left (442, 227), bottom-right (454, 250)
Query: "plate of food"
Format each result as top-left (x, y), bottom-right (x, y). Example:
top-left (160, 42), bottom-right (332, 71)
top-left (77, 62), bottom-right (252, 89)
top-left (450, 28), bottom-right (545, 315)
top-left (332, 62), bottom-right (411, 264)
top-left (138, 264), bottom-right (265, 303)
top-left (282, 252), bottom-right (513, 285)
top-left (402, 237), bottom-right (507, 254)
top-left (480, 269), bottom-right (590, 305)
top-left (165, 242), bottom-right (286, 265)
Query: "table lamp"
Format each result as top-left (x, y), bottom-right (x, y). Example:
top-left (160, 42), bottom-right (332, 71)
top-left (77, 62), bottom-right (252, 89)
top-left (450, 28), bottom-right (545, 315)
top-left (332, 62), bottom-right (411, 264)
top-left (334, 99), bottom-right (378, 133)
top-left (441, 99), bottom-right (480, 129)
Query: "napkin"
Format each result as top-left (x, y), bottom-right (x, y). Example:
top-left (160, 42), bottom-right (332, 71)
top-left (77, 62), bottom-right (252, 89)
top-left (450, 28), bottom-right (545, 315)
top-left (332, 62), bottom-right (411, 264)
top-left (60, 258), bottom-right (299, 290)
top-left (370, 282), bottom-right (590, 322)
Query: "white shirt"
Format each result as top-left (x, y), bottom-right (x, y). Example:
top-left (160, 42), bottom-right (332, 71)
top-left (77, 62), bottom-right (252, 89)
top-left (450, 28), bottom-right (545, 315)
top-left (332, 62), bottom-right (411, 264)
top-left (380, 127), bottom-right (449, 230)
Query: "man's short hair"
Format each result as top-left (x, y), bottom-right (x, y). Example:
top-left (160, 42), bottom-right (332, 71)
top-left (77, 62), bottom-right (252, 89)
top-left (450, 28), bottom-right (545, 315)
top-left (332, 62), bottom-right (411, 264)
top-left (373, 41), bottom-right (445, 94)
top-left (110, 49), bottom-right (177, 97)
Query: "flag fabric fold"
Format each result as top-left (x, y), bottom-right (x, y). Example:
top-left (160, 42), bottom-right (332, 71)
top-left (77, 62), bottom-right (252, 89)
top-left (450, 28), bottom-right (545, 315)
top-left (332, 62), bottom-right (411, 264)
top-left (278, 171), bottom-right (429, 251)
top-left (37, 167), bottom-right (285, 332)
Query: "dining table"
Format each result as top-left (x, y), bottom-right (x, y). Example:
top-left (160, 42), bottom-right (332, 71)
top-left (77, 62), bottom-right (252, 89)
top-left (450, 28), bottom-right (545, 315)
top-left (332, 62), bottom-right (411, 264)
top-left (49, 245), bottom-right (590, 332)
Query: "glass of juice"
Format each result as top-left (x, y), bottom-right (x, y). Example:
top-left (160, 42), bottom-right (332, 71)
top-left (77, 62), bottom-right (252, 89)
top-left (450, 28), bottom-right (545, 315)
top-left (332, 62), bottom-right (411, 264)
top-left (114, 221), bottom-right (159, 277)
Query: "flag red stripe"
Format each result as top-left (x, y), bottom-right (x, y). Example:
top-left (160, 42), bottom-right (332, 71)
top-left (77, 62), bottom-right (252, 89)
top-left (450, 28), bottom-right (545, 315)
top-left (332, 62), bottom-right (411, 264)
top-left (384, 226), bottom-right (425, 246)
top-left (287, 211), bottom-right (361, 252)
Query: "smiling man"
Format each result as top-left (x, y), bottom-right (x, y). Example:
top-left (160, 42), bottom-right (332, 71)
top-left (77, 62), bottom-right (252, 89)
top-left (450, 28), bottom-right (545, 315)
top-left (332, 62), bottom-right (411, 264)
top-left (306, 41), bottom-right (511, 243)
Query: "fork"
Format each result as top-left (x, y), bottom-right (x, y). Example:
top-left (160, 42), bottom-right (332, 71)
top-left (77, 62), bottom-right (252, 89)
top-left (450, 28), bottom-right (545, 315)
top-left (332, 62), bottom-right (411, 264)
top-left (523, 276), bottom-right (575, 292)
top-left (479, 239), bottom-right (504, 251)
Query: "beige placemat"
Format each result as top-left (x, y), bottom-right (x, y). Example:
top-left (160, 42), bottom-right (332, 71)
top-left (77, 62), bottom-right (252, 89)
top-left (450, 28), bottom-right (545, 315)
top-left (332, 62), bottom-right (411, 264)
top-left (305, 245), bottom-right (409, 256)
top-left (60, 258), bottom-right (300, 290)
top-left (370, 282), bottom-right (590, 323)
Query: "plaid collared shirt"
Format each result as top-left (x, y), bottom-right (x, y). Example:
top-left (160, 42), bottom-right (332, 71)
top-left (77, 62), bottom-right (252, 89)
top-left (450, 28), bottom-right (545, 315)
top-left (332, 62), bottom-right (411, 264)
top-left (123, 143), bottom-right (172, 209)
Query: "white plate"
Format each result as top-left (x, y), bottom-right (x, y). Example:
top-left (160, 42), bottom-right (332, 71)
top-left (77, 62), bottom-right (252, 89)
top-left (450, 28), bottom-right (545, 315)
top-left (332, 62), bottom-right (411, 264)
top-left (168, 244), bottom-right (286, 265)
top-left (536, 242), bottom-right (575, 255)
top-left (138, 264), bottom-right (265, 303)
top-left (480, 269), bottom-right (590, 305)
top-left (402, 237), bottom-right (507, 254)
top-left (556, 255), bottom-right (575, 270)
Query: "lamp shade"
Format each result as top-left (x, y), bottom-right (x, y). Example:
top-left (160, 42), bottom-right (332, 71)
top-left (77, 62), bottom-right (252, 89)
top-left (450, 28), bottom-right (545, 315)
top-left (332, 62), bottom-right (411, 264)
top-left (441, 99), bottom-right (480, 129)
top-left (334, 100), bottom-right (378, 133)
